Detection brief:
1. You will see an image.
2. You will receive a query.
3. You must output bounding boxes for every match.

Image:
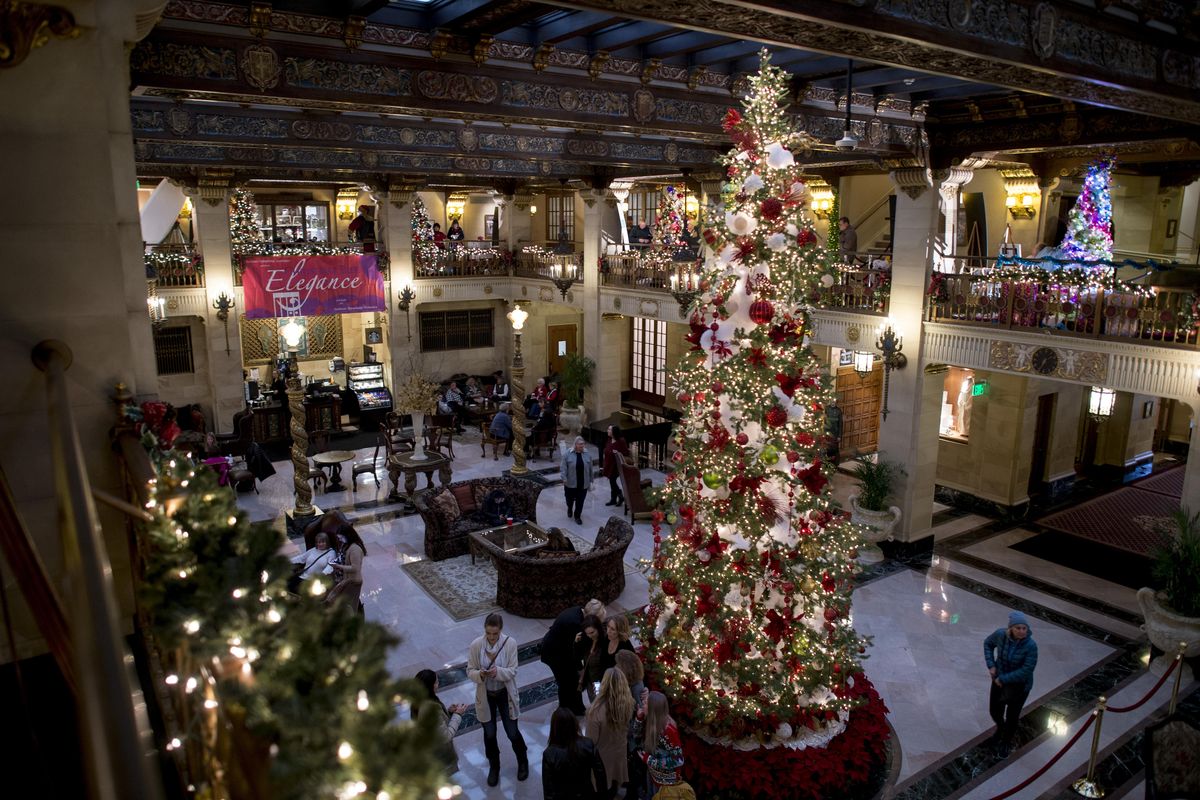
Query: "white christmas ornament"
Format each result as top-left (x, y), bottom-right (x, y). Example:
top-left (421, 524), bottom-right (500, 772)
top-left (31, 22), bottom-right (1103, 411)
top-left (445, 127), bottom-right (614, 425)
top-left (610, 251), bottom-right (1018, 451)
top-left (766, 232), bottom-right (788, 252)
top-left (725, 211), bottom-right (758, 237)
top-left (741, 173), bottom-right (765, 194)
top-left (765, 141), bottom-right (795, 169)
top-left (820, 273), bottom-right (835, 287)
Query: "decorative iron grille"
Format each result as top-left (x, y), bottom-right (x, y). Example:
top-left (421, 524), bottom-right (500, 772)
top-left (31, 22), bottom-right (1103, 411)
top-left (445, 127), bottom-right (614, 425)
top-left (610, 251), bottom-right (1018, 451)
top-left (419, 309), bottom-right (493, 352)
top-left (239, 315), bottom-right (344, 365)
top-left (153, 326), bottom-right (195, 375)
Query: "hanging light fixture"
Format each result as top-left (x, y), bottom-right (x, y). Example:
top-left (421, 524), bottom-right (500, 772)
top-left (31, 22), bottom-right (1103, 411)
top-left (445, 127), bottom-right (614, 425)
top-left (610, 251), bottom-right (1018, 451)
top-left (853, 351), bottom-right (875, 377)
top-left (1088, 386), bottom-right (1116, 421)
top-left (835, 60), bottom-right (858, 152)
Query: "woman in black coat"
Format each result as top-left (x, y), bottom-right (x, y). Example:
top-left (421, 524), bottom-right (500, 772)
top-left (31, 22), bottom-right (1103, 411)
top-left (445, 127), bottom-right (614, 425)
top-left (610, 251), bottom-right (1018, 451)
top-left (542, 706), bottom-right (607, 799)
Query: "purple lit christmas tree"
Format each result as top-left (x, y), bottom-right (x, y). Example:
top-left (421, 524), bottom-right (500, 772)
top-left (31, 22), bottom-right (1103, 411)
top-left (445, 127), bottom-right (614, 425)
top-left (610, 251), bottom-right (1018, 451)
top-left (1059, 156), bottom-right (1115, 262)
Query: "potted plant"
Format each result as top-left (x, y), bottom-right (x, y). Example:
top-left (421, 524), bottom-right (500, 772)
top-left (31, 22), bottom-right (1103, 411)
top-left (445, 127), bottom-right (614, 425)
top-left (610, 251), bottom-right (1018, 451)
top-left (394, 371), bottom-right (439, 461)
top-left (1137, 508), bottom-right (1200, 673)
top-left (557, 353), bottom-right (595, 438)
top-left (848, 456), bottom-right (904, 564)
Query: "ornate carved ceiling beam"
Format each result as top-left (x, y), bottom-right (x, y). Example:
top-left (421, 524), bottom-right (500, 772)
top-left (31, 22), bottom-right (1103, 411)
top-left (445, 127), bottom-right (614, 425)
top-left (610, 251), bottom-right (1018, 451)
top-left (535, 0), bottom-right (1200, 123)
top-left (926, 103), bottom-right (1200, 166)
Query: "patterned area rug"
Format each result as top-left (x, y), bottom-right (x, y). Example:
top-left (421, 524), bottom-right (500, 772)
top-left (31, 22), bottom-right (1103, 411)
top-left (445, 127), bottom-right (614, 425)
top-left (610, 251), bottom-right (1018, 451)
top-left (1132, 466), bottom-right (1184, 498)
top-left (1037, 487), bottom-right (1178, 556)
top-left (401, 531), bottom-right (643, 622)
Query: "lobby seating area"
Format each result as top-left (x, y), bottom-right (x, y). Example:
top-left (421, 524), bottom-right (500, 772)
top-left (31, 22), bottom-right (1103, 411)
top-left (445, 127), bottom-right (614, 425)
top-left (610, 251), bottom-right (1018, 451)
top-left (415, 475), bottom-right (546, 560)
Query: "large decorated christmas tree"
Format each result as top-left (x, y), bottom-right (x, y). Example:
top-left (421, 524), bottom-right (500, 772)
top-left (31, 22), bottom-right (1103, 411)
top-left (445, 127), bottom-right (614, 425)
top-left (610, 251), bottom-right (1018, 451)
top-left (229, 187), bottom-right (263, 256)
top-left (1059, 156), bottom-right (1115, 262)
top-left (652, 184), bottom-right (686, 248)
top-left (644, 52), bottom-right (888, 798)
top-left (411, 193), bottom-right (439, 267)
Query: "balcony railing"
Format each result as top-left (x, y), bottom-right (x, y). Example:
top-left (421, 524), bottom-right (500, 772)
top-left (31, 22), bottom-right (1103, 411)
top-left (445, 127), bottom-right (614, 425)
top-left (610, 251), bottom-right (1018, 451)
top-left (927, 257), bottom-right (1199, 348)
top-left (232, 242), bottom-right (388, 285)
top-left (415, 244), bottom-right (511, 278)
top-left (514, 248), bottom-right (583, 281)
top-left (816, 267), bottom-right (891, 315)
top-left (146, 244), bottom-right (205, 288)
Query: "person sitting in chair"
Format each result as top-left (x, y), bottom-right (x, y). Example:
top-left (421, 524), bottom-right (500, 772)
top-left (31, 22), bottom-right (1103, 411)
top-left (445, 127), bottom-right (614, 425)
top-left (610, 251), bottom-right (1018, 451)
top-left (527, 409), bottom-right (557, 458)
top-left (489, 403), bottom-right (514, 454)
top-left (491, 371), bottom-right (511, 402)
top-left (480, 488), bottom-right (516, 526)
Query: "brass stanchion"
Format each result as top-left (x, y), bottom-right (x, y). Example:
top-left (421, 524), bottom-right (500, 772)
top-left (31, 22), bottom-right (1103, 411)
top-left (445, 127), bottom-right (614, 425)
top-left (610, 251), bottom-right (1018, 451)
top-left (1169, 641), bottom-right (1187, 715)
top-left (1071, 697), bottom-right (1107, 798)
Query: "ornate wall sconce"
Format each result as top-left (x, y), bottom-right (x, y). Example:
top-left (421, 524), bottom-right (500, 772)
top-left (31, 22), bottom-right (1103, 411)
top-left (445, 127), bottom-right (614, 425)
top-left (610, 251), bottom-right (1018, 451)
top-left (147, 281), bottom-right (165, 328)
top-left (1005, 193), bottom-right (1038, 220)
top-left (876, 323), bottom-right (907, 421)
top-left (336, 190), bottom-right (359, 221)
top-left (446, 193), bottom-right (467, 221)
top-left (212, 291), bottom-right (236, 355)
top-left (397, 285), bottom-right (416, 341)
top-left (809, 184), bottom-right (835, 219)
top-left (1088, 386), bottom-right (1116, 421)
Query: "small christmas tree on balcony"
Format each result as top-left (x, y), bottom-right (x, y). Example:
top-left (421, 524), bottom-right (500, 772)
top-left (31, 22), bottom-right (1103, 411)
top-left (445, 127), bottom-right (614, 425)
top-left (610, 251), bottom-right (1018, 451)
top-left (229, 188), bottom-right (263, 256)
top-left (411, 194), bottom-right (439, 268)
top-left (1059, 156), bottom-right (1115, 263)
top-left (643, 51), bottom-right (888, 799)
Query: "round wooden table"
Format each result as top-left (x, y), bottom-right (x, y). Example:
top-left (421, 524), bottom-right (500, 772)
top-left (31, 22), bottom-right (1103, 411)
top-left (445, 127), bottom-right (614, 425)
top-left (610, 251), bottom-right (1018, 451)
top-left (313, 450), bottom-right (356, 492)
top-left (387, 450), bottom-right (452, 505)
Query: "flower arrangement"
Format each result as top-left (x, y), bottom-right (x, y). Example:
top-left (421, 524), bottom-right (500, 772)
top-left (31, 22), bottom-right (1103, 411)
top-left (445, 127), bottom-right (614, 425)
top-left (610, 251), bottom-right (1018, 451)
top-left (394, 372), bottom-right (439, 414)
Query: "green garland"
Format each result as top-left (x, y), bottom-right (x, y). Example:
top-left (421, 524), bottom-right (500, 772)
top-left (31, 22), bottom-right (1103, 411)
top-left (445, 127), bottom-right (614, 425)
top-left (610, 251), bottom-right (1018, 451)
top-left (825, 190), bottom-right (840, 255)
top-left (133, 439), bottom-right (447, 798)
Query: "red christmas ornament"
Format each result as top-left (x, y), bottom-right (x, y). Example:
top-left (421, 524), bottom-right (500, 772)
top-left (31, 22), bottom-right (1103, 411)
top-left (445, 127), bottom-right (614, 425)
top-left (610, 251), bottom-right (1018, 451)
top-left (796, 228), bottom-right (817, 246)
top-left (749, 299), bottom-right (775, 325)
top-left (787, 450), bottom-right (800, 463)
top-left (760, 197), bottom-right (784, 220)
top-left (823, 607), bottom-right (838, 621)
top-left (703, 228), bottom-right (717, 245)
top-left (735, 432), bottom-right (749, 445)
top-left (766, 406), bottom-right (788, 428)
top-left (711, 380), bottom-right (724, 393)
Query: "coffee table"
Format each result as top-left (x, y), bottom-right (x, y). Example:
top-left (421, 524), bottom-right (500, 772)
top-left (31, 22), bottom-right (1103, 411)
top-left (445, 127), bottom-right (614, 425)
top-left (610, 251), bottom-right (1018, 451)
top-left (313, 450), bottom-right (356, 492)
top-left (469, 521), bottom-right (549, 565)
top-left (387, 450), bottom-right (452, 505)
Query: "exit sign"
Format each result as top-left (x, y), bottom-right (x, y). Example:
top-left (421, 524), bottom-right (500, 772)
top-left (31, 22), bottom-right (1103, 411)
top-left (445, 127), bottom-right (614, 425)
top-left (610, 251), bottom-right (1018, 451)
top-left (972, 381), bottom-right (988, 397)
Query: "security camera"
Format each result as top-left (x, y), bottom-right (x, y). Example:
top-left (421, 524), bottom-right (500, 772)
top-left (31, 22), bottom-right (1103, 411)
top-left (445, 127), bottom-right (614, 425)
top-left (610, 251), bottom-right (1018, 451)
top-left (835, 130), bottom-right (858, 152)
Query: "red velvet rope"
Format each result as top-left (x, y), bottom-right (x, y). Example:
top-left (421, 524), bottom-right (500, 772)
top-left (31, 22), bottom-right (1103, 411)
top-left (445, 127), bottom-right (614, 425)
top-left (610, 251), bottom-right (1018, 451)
top-left (986, 713), bottom-right (1095, 800)
top-left (1107, 656), bottom-right (1180, 713)
top-left (987, 655), bottom-right (1182, 800)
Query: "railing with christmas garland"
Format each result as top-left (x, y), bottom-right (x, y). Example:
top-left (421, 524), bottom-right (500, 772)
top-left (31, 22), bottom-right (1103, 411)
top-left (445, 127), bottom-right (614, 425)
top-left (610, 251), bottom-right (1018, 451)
top-left (601, 250), bottom-right (700, 292)
top-left (927, 255), bottom-right (1199, 348)
top-left (514, 246), bottom-right (583, 281)
top-left (813, 258), bottom-right (891, 315)
top-left (413, 243), bottom-right (512, 278)
top-left (110, 393), bottom-right (451, 800)
top-left (232, 243), bottom-right (389, 286)
top-left (146, 244), bottom-right (205, 288)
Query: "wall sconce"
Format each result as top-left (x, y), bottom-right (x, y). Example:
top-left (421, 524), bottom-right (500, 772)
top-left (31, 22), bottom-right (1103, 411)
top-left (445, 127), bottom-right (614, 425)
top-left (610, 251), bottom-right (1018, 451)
top-left (853, 351), bottom-right (875, 377)
top-left (212, 291), bottom-right (235, 355)
top-left (336, 191), bottom-right (358, 221)
top-left (1005, 193), bottom-right (1037, 220)
top-left (147, 280), bottom-right (165, 328)
top-left (397, 285), bottom-right (416, 342)
top-left (809, 185), bottom-right (835, 220)
top-left (1088, 386), bottom-right (1116, 421)
top-left (178, 197), bottom-right (193, 220)
top-left (446, 193), bottom-right (467, 221)
top-left (530, 204), bottom-right (538, 215)
top-left (684, 195), bottom-right (699, 217)
top-left (877, 322), bottom-right (907, 421)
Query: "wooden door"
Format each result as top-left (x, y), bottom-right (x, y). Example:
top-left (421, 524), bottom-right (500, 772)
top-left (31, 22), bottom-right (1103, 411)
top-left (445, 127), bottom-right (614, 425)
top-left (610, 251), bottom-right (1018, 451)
top-left (1028, 394), bottom-right (1055, 496)
top-left (547, 324), bottom-right (577, 380)
top-left (836, 364), bottom-right (882, 456)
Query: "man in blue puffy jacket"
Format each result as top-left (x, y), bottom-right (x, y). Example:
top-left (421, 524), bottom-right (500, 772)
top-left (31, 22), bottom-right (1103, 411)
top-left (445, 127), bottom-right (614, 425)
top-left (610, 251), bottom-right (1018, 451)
top-left (983, 610), bottom-right (1038, 757)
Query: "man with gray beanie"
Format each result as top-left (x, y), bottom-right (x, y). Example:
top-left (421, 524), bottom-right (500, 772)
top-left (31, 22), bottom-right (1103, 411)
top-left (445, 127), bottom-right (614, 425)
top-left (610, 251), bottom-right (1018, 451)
top-left (983, 610), bottom-right (1038, 757)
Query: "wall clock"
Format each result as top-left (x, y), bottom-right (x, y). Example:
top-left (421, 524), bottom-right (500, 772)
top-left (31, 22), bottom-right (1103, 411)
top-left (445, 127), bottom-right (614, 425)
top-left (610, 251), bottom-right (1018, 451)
top-left (1031, 346), bottom-right (1059, 375)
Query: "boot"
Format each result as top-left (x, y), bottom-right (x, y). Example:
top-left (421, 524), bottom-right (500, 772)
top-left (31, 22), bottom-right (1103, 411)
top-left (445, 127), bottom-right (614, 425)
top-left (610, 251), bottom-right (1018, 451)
top-left (487, 761), bottom-right (500, 787)
top-left (517, 757), bottom-right (529, 782)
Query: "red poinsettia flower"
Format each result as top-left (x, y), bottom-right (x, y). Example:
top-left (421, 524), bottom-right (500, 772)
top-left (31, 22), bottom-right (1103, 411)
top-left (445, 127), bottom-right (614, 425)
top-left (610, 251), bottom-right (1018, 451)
top-left (799, 461), bottom-right (828, 495)
top-left (796, 228), bottom-right (816, 246)
top-left (735, 236), bottom-right (757, 262)
top-left (763, 609), bottom-right (790, 643)
top-left (747, 347), bottom-right (768, 367)
top-left (775, 372), bottom-right (803, 398)
top-left (722, 108), bottom-right (743, 132)
top-left (760, 197), bottom-right (784, 220)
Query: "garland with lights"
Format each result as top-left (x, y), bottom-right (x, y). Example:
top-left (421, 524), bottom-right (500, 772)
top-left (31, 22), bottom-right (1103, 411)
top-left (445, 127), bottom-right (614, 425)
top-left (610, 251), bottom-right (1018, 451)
top-left (825, 190), bottom-right (840, 255)
top-left (643, 51), bottom-right (887, 799)
top-left (145, 249), bottom-right (204, 279)
top-left (1059, 156), bottom-right (1115, 262)
top-left (121, 405), bottom-right (449, 800)
top-left (412, 194), bottom-right (440, 268)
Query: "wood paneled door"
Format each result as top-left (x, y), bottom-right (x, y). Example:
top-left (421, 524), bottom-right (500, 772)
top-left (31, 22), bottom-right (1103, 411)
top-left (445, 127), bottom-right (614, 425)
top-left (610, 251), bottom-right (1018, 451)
top-left (836, 364), bottom-right (882, 457)
top-left (547, 324), bottom-right (577, 380)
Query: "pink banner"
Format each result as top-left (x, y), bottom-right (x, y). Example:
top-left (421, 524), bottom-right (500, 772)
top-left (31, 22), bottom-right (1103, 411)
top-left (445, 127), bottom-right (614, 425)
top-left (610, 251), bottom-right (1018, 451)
top-left (242, 254), bottom-right (385, 318)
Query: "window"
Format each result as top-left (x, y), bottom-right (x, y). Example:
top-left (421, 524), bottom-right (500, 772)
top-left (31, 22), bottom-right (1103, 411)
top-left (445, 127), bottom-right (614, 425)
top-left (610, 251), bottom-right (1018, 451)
top-left (631, 317), bottom-right (667, 398)
top-left (256, 202), bottom-right (331, 243)
top-left (627, 189), bottom-right (657, 233)
top-left (546, 193), bottom-right (574, 243)
top-left (419, 309), bottom-right (494, 352)
top-left (154, 326), bottom-right (194, 375)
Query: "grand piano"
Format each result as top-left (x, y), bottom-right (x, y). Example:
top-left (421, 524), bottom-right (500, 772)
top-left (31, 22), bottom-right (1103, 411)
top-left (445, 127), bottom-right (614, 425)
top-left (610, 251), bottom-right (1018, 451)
top-left (583, 407), bottom-right (677, 470)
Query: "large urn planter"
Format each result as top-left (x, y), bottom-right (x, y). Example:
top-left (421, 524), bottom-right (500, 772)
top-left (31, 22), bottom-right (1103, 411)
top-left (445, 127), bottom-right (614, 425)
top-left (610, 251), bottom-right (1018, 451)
top-left (849, 496), bottom-right (901, 564)
top-left (1137, 587), bottom-right (1200, 674)
top-left (558, 405), bottom-right (585, 439)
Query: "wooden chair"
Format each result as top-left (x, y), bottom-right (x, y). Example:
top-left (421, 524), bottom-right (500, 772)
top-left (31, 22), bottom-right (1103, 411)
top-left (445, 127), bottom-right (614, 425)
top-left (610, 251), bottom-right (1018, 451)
top-left (615, 452), bottom-right (655, 522)
top-left (430, 413), bottom-right (457, 459)
top-left (424, 426), bottom-right (455, 460)
top-left (479, 420), bottom-right (510, 460)
top-left (215, 409), bottom-right (254, 459)
top-left (526, 412), bottom-right (559, 460)
top-left (380, 420), bottom-right (413, 453)
top-left (307, 458), bottom-right (327, 494)
top-left (352, 436), bottom-right (383, 492)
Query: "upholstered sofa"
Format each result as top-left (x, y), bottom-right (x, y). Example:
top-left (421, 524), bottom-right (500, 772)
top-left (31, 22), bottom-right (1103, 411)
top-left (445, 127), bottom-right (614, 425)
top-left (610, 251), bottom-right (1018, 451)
top-left (474, 516), bottom-right (635, 618)
top-left (415, 476), bottom-right (545, 561)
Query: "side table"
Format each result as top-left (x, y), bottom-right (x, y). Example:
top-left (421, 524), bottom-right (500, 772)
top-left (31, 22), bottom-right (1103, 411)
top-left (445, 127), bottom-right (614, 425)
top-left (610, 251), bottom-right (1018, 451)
top-left (387, 451), bottom-right (452, 505)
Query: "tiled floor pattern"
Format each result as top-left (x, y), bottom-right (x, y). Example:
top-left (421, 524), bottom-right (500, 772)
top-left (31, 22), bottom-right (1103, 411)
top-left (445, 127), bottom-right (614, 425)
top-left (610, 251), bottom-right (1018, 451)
top-left (234, 430), bottom-right (1195, 799)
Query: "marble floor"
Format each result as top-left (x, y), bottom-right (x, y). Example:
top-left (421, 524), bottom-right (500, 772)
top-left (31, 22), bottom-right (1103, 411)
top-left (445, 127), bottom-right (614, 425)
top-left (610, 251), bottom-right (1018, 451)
top-left (237, 430), bottom-right (1196, 799)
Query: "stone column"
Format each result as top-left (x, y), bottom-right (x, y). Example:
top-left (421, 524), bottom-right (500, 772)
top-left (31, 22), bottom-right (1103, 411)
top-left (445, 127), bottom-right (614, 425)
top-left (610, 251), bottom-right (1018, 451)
top-left (936, 166), bottom-right (975, 271)
top-left (189, 176), bottom-right (246, 432)
top-left (700, 176), bottom-right (726, 216)
top-left (1182, 402), bottom-right (1200, 510)
top-left (492, 193), bottom-right (511, 249)
top-left (510, 193), bottom-right (534, 250)
top-left (1175, 179), bottom-right (1199, 260)
top-left (609, 181), bottom-right (633, 249)
top-left (381, 186), bottom-right (416, 387)
top-left (580, 189), bottom-right (617, 420)
top-left (872, 167), bottom-right (946, 544)
top-left (1035, 172), bottom-right (1062, 250)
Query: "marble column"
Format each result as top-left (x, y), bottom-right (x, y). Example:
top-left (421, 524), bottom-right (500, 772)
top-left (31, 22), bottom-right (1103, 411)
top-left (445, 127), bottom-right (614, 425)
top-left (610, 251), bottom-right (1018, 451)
top-left (1183, 402), bottom-right (1200, 510)
top-left (609, 181), bottom-right (632, 249)
top-left (937, 167), bottom-right (975, 271)
top-left (873, 168), bottom-right (946, 543)
top-left (381, 187), bottom-right (416, 387)
top-left (1175, 179), bottom-right (1199, 260)
top-left (191, 182), bottom-right (245, 432)
top-left (580, 189), bottom-right (617, 420)
top-left (510, 194), bottom-right (534, 250)
top-left (492, 193), bottom-right (511, 249)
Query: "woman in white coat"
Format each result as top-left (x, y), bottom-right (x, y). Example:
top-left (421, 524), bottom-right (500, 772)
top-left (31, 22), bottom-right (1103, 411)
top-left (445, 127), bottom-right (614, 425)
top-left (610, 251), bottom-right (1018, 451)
top-left (468, 612), bottom-right (529, 787)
